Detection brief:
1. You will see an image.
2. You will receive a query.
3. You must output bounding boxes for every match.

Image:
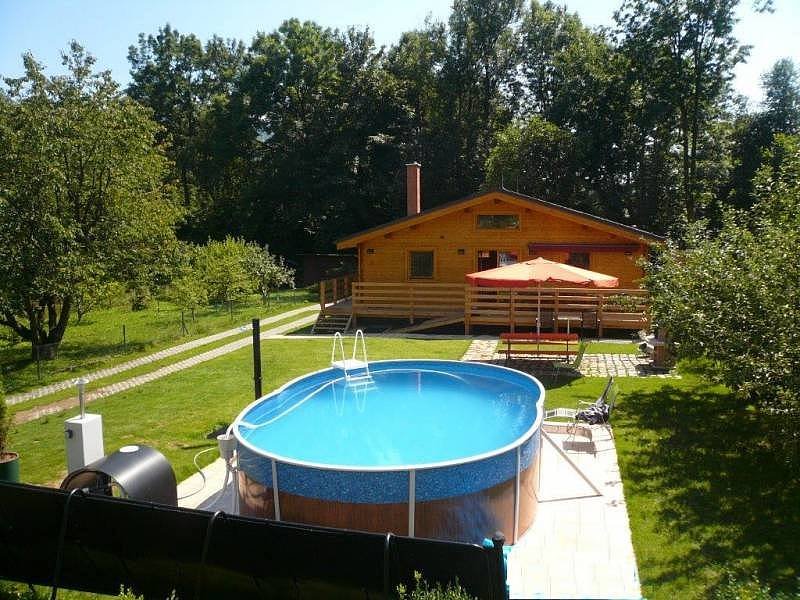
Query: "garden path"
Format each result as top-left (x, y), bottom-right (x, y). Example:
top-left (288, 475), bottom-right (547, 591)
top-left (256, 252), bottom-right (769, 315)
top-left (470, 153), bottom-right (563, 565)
top-left (6, 304), bottom-right (319, 407)
top-left (12, 310), bottom-right (319, 425)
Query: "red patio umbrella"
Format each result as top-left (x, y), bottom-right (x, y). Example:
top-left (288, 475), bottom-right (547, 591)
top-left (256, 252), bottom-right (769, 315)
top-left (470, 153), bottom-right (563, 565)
top-left (465, 257), bottom-right (619, 333)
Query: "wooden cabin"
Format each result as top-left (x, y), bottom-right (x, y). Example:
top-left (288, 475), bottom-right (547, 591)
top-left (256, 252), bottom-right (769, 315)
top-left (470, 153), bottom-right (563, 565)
top-left (318, 164), bottom-right (664, 334)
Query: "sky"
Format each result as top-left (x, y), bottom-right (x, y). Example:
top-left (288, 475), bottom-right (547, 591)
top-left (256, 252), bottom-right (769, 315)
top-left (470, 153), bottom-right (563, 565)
top-left (1, 0), bottom-right (798, 108)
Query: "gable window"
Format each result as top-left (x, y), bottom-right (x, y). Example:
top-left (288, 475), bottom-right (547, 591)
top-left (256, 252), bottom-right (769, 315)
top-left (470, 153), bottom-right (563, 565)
top-left (409, 250), bottom-right (434, 279)
top-left (567, 252), bottom-right (590, 269)
top-left (477, 214), bottom-right (520, 229)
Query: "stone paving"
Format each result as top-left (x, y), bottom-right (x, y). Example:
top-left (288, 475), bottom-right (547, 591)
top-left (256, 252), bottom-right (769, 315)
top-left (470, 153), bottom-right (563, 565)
top-left (507, 426), bottom-right (641, 599)
top-left (460, 337), bottom-right (500, 361)
top-left (6, 304), bottom-right (320, 406)
top-left (578, 353), bottom-right (679, 378)
top-left (12, 311), bottom-right (320, 425)
top-left (463, 337), bottom-right (678, 378)
top-left (177, 425), bottom-right (642, 599)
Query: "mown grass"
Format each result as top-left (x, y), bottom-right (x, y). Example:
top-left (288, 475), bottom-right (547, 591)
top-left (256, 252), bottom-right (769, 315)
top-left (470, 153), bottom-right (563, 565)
top-left (584, 341), bottom-right (640, 354)
top-left (6, 338), bottom-right (471, 486)
top-left (0, 289), bottom-right (316, 394)
top-left (6, 311), bottom-right (316, 417)
top-left (5, 343), bottom-right (798, 599)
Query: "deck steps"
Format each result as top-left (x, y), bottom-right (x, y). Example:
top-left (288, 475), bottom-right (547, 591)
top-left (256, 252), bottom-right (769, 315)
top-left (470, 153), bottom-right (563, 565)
top-left (394, 313), bottom-right (464, 333)
top-left (312, 313), bottom-right (352, 335)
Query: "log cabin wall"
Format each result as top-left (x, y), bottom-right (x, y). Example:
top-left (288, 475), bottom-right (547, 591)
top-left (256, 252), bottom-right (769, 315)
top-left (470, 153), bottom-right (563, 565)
top-left (354, 193), bottom-right (649, 288)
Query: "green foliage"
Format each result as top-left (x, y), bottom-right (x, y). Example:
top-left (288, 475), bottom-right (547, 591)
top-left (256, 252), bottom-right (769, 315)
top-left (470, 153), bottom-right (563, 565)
top-left (245, 244), bottom-right (295, 305)
top-left (712, 572), bottom-right (800, 600)
top-left (194, 237), bottom-right (252, 305)
top-left (645, 134), bottom-right (800, 408)
top-left (396, 572), bottom-right (476, 600)
top-left (0, 382), bottom-right (8, 454)
top-left (485, 116), bottom-right (577, 203)
top-left (0, 43), bottom-right (181, 356)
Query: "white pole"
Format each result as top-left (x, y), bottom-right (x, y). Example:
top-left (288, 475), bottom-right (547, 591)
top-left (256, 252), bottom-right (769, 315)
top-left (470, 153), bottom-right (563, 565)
top-left (76, 377), bottom-right (89, 419)
top-left (537, 283), bottom-right (542, 335)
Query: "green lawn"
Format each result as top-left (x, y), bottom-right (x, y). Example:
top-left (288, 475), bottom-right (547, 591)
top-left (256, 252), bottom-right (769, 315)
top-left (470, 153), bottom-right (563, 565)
top-left (7, 311), bottom-right (315, 417)
top-left (584, 341), bottom-right (640, 354)
top-left (5, 340), bottom-right (797, 599)
top-left (7, 338), bottom-right (471, 486)
top-left (0, 288), bottom-right (316, 395)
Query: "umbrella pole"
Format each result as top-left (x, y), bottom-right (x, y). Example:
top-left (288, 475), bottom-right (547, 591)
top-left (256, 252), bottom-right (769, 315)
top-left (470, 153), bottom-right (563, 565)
top-left (537, 284), bottom-right (541, 335)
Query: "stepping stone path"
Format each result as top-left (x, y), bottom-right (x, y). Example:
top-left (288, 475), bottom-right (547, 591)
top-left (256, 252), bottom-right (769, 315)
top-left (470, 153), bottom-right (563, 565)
top-left (461, 338), bottom-right (679, 378)
top-left (12, 311), bottom-right (320, 425)
top-left (460, 338), bottom-right (499, 361)
top-left (6, 304), bottom-right (320, 407)
top-left (578, 353), bottom-right (679, 378)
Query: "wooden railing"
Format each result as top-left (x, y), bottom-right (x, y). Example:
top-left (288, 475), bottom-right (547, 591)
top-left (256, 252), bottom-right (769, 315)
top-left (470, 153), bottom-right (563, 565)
top-left (319, 274), bottom-right (353, 309)
top-left (345, 282), bottom-right (650, 334)
top-left (465, 286), bottom-right (649, 335)
top-left (352, 282), bottom-right (464, 323)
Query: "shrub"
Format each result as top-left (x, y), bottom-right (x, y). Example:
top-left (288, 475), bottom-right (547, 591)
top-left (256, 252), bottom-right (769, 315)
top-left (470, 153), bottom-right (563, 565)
top-left (712, 571), bottom-right (800, 600)
top-left (645, 134), bottom-right (800, 410)
top-left (396, 572), bottom-right (476, 600)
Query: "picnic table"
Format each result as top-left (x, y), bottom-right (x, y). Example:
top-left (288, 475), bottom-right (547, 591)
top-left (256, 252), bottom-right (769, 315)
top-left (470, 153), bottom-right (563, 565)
top-left (499, 332), bottom-right (579, 363)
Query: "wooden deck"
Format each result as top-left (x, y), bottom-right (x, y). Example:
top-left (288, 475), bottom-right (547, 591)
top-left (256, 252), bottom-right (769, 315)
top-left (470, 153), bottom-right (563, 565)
top-left (319, 278), bottom-right (649, 335)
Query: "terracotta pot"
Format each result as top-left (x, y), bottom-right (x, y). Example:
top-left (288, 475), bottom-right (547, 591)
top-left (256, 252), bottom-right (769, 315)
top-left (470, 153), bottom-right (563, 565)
top-left (0, 452), bottom-right (20, 483)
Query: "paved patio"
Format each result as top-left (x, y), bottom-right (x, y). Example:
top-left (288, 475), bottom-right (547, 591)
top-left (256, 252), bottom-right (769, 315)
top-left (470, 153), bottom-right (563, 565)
top-left (177, 423), bottom-right (641, 599)
top-left (506, 425), bottom-right (641, 599)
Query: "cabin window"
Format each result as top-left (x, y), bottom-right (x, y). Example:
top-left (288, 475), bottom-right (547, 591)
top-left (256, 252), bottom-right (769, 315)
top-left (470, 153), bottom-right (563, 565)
top-left (567, 252), bottom-right (590, 269)
top-left (477, 214), bottom-right (520, 229)
top-left (477, 250), bottom-right (518, 271)
top-left (409, 251), bottom-right (434, 279)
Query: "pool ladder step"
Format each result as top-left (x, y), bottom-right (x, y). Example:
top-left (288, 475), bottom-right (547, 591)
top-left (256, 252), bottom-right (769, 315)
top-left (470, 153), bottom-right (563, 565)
top-left (345, 374), bottom-right (376, 391)
top-left (331, 330), bottom-right (372, 383)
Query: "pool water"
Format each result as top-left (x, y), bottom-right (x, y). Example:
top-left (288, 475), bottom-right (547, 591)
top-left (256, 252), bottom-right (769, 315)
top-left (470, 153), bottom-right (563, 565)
top-left (238, 365), bottom-right (539, 468)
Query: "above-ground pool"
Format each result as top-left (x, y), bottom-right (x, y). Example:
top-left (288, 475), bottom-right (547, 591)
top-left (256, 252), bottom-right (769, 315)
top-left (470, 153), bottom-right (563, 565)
top-left (233, 359), bottom-right (544, 543)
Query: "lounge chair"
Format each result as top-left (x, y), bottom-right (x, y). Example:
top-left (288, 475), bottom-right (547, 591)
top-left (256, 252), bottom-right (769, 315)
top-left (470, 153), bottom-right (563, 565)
top-left (544, 376), bottom-right (618, 442)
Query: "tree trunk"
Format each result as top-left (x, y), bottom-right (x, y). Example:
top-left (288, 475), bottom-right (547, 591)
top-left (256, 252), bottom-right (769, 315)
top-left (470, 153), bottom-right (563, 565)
top-left (28, 295), bottom-right (71, 361)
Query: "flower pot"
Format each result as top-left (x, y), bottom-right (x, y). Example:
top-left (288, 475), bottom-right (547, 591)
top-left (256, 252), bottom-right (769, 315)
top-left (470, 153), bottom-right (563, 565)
top-left (0, 452), bottom-right (20, 483)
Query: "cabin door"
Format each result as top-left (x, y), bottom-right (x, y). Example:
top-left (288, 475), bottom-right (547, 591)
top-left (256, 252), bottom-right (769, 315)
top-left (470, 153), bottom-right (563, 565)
top-left (477, 250), bottom-right (518, 271)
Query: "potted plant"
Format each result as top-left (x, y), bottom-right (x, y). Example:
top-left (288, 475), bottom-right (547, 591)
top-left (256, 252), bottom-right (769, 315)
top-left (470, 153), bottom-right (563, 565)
top-left (0, 386), bottom-right (20, 482)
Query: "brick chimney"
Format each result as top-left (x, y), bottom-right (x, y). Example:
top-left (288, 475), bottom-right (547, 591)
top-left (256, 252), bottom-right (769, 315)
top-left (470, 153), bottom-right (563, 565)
top-left (406, 162), bottom-right (421, 216)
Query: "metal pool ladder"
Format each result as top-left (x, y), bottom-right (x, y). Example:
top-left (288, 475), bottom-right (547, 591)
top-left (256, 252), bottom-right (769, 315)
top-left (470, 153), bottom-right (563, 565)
top-left (331, 330), bottom-right (374, 389)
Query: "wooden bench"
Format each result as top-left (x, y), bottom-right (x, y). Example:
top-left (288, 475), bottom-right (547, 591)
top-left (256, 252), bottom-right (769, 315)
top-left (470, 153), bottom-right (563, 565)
top-left (499, 332), bottom-right (579, 362)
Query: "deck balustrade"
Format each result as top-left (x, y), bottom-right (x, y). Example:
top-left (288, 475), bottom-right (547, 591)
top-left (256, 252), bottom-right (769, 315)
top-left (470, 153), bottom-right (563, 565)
top-left (319, 278), bottom-right (650, 335)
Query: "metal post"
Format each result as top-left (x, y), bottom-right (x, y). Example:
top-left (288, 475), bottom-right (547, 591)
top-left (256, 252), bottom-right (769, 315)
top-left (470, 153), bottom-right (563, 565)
top-left (271, 459), bottom-right (281, 521)
top-left (514, 446), bottom-right (521, 543)
top-left (252, 318), bottom-right (262, 400)
top-left (408, 469), bottom-right (416, 537)
top-left (122, 324), bottom-right (127, 352)
top-left (75, 377), bottom-right (89, 419)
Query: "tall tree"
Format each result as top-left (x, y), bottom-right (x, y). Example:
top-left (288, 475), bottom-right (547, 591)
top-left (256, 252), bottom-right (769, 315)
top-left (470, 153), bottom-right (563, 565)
top-left (128, 25), bottom-right (245, 239)
top-left (761, 58), bottom-right (800, 135)
top-left (616, 0), bottom-right (748, 222)
top-left (0, 43), bottom-right (181, 357)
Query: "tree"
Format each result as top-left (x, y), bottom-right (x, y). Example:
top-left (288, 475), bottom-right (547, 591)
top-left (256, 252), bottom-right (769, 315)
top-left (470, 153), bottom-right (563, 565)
top-left (195, 237), bottom-right (252, 308)
top-left (245, 244), bottom-right (295, 306)
top-left (128, 25), bottom-right (246, 239)
top-left (645, 134), bottom-right (800, 408)
top-left (484, 116), bottom-right (577, 202)
top-left (761, 58), bottom-right (800, 135)
top-left (616, 0), bottom-right (749, 222)
top-left (0, 43), bottom-right (181, 358)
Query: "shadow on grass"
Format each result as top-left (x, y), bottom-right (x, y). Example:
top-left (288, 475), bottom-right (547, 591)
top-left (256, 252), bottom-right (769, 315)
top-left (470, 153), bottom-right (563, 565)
top-left (615, 381), bottom-right (800, 593)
